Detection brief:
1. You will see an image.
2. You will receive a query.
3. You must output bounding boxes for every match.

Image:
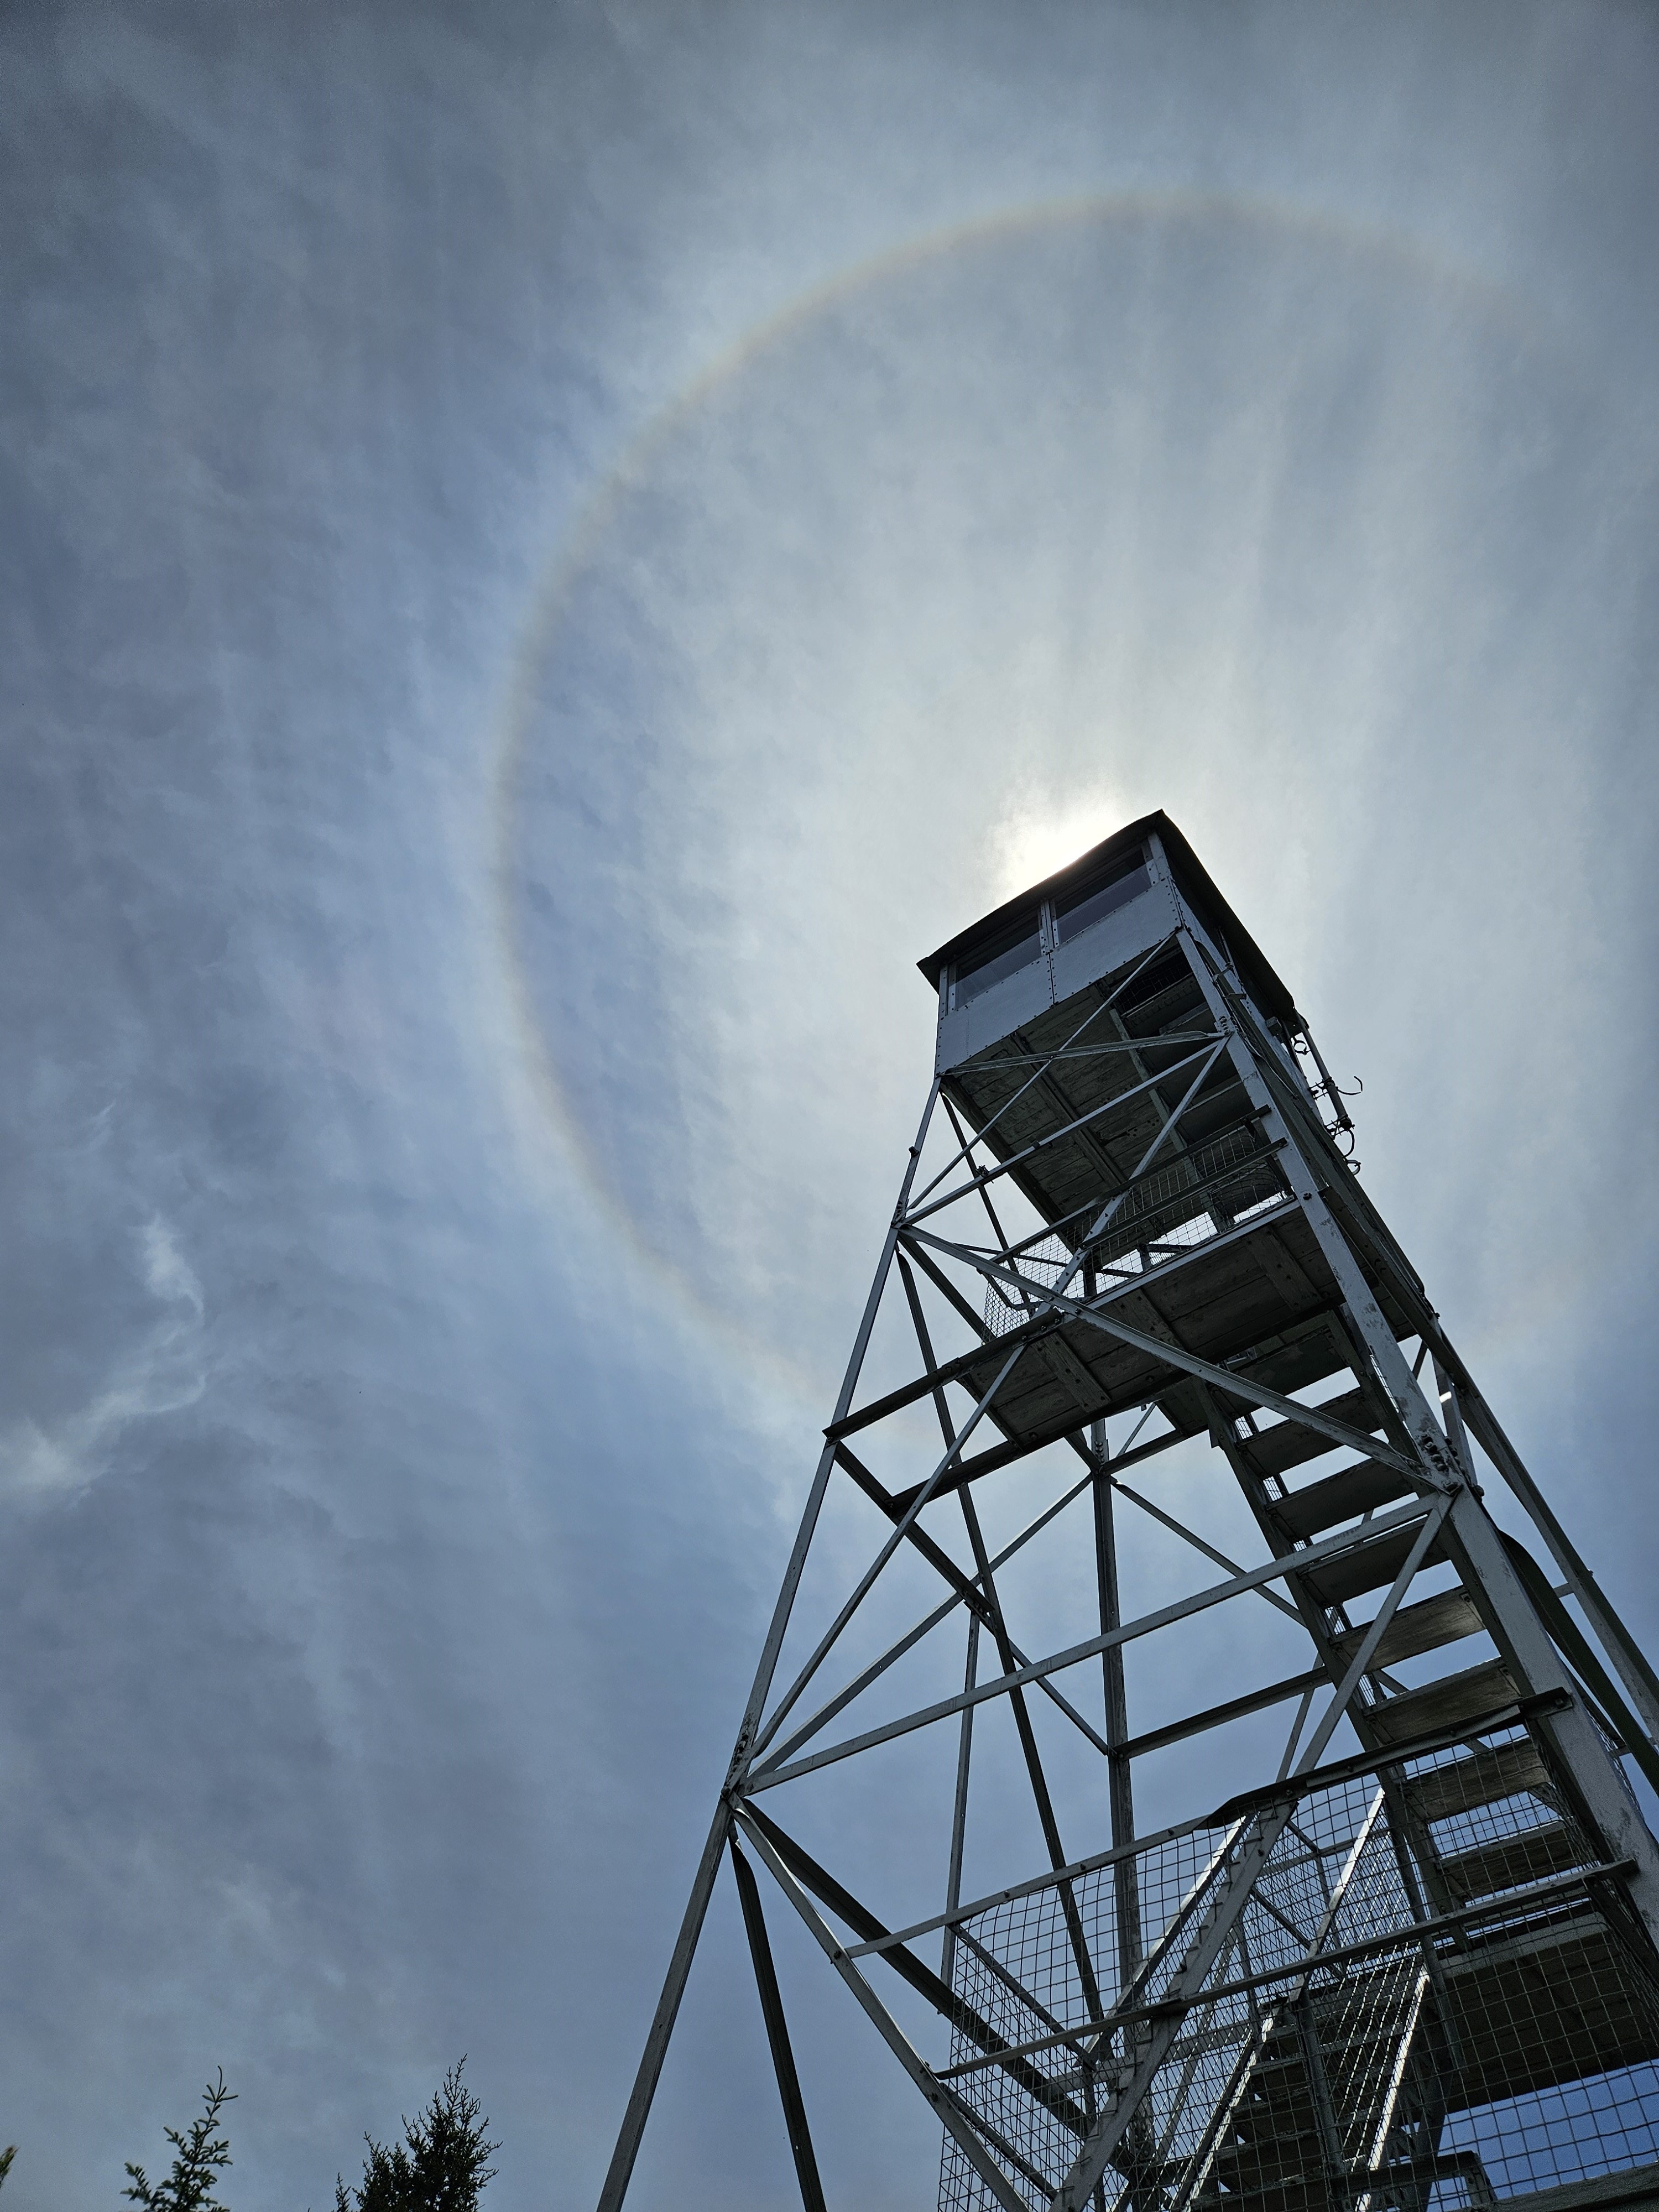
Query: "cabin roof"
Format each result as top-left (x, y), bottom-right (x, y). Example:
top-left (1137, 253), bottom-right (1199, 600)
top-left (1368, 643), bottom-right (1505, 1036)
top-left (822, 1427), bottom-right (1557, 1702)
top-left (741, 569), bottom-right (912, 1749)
top-left (917, 810), bottom-right (1305, 1030)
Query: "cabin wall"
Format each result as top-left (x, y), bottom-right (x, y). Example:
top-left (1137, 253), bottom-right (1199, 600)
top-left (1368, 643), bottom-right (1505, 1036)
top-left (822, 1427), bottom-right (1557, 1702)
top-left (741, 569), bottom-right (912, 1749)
top-left (933, 873), bottom-right (1178, 1074)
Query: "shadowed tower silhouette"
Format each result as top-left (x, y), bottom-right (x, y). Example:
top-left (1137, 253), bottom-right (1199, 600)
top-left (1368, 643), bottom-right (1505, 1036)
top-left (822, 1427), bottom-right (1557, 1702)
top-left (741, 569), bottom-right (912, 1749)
top-left (600, 813), bottom-right (1659, 2212)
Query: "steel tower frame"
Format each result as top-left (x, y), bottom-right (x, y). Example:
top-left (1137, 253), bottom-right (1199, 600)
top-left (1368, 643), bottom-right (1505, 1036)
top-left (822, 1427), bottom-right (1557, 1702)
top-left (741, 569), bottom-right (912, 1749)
top-left (597, 813), bottom-right (1659, 2212)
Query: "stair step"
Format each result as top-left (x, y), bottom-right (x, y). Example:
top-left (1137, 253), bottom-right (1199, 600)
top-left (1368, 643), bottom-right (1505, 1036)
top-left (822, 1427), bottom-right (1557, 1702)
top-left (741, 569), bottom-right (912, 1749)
top-left (1331, 1587), bottom-right (1484, 1672)
top-left (1246, 1386), bottom-right (1381, 1478)
top-left (1441, 1923), bottom-right (1659, 2105)
top-left (1366, 1658), bottom-right (1519, 1745)
top-left (1303, 1521), bottom-right (1446, 1608)
top-left (1405, 1734), bottom-right (1550, 1824)
top-left (1204, 2187), bottom-right (1337, 2212)
top-left (1213, 2137), bottom-right (1330, 2184)
top-left (1230, 2085), bottom-right (1317, 2126)
top-left (1215, 2125), bottom-right (1325, 2159)
top-left (1275, 1458), bottom-right (1413, 1539)
top-left (1438, 1819), bottom-right (1579, 1903)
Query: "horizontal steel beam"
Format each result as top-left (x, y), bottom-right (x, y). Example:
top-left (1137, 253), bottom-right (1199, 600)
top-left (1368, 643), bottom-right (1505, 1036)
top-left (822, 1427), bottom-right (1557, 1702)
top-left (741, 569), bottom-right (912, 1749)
top-left (967, 1034), bottom-right (1220, 1066)
top-left (1112, 1665), bottom-right (1329, 1763)
top-left (887, 1410), bottom-right (1191, 1519)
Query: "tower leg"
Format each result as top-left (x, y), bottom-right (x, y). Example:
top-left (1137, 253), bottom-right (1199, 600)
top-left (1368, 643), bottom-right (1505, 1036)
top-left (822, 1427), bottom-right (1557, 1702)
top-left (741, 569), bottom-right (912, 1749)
top-left (595, 1802), bottom-right (730, 2212)
top-left (941, 1616), bottom-right (979, 1986)
top-left (595, 1081), bottom-right (942, 2210)
top-left (731, 1835), bottom-right (828, 2212)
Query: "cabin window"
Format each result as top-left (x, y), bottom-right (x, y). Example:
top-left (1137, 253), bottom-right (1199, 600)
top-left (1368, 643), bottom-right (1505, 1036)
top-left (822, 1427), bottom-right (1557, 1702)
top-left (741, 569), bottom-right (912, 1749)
top-left (1053, 853), bottom-right (1150, 945)
top-left (953, 917), bottom-right (1044, 1007)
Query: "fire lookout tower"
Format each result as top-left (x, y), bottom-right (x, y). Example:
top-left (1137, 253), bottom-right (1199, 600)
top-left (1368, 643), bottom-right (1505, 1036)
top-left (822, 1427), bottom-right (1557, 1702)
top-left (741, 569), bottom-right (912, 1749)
top-left (599, 813), bottom-right (1659, 2212)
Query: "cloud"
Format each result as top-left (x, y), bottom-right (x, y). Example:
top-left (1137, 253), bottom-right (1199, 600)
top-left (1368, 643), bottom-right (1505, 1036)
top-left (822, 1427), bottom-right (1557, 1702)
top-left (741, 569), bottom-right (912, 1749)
top-left (0, 1217), bottom-right (206, 1504)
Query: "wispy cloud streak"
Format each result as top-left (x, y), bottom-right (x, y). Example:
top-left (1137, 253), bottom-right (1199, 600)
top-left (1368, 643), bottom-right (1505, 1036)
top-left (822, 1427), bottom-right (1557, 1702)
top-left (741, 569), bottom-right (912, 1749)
top-left (0, 1218), bottom-right (206, 1503)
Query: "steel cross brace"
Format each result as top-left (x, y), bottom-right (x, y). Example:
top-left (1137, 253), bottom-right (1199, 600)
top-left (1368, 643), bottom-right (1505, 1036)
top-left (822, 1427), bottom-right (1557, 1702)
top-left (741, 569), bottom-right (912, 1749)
top-left (905, 933), bottom-right (1181, 1213)
top-left (904, 1041), bottom-right (1220, 1229)
top-left (752, 1334), bottom-right (1029, 1761)
top-left (746, 1500), bottom-right (1432, 1792)
top-left (749, 1457), bottom-right (1111, 1783)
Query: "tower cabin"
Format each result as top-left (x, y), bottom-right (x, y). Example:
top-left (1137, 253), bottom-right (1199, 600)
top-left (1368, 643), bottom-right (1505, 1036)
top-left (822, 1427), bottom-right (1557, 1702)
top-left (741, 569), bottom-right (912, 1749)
top-left (923, 812), bottom-right (1302, 1076)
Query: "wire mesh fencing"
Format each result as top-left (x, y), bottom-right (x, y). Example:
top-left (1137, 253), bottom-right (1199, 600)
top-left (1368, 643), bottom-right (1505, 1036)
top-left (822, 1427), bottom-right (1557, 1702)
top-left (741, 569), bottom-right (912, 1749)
top-left (982, 1128), bottom-right (1290, 1337)
top-left (936, 1714), bottom-right (1659, 2211)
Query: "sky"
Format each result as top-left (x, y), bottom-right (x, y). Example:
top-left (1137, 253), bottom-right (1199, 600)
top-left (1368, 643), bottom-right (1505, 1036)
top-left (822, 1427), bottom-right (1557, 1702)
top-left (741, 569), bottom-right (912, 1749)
top-left (4, 2), bottom-right (1659, 2206)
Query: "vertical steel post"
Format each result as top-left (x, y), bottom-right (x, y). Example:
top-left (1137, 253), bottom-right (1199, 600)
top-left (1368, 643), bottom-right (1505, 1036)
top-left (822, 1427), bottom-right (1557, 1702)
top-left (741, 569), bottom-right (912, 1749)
top-left (730, 1836), bottom-right (829, 2212)
top-left (941, 1615), bottom-right (979, 1989)
top-left (1086, 1267), bottom-right (1139, 1997)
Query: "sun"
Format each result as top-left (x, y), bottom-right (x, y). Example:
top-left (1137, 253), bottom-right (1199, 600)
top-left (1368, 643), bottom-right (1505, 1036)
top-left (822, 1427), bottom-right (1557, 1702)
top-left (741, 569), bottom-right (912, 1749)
top-left (990, 789), bottom-right (1133, 897)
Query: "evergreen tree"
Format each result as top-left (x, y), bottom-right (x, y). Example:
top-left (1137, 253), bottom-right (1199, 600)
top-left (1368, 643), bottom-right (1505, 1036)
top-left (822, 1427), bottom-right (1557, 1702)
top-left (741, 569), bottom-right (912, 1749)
top-left (123, 2073), bottom-right (234, 2212)
top-left (0, 2145), bottom-right (15, 2192)
top-left (335, 2062), bottom-right (496, 2212)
